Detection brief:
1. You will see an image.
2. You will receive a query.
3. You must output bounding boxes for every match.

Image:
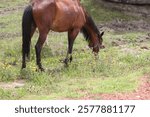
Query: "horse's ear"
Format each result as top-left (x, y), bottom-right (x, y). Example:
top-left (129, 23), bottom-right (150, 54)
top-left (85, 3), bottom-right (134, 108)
top-left (100, 32), bottom-right (104, 37)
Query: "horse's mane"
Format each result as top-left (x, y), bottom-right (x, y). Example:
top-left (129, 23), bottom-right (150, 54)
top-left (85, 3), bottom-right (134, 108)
top-left (81, 12), bottom-right (100, 42)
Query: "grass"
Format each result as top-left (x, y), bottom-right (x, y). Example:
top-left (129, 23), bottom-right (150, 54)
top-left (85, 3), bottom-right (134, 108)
top-left (0, 0), bottom-right (27, 9)
top-left (0, 0), bottom-right (150, 100)
top-left (81, 0), bottom-right (136, 22)
top-left (0, 12), bottom-right (22, 34)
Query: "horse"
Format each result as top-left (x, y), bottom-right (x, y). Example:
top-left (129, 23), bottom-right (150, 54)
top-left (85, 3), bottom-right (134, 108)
top-left (22, 0), bottom-right (104, 71)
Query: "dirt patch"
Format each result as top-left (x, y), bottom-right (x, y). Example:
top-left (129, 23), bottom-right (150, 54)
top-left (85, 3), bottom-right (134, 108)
top-left (0, 79), bottom-right (26, 89)
top-left (0, 32), bottom-right (21, 39)
top-left (100, 75), bottom-right (150, 100)
top-left (110, 33), bottom-right (150, 52)
top-left (77, 75), bottom-right (150, 100)
top-left (99, 20), bottom-right (150, 32)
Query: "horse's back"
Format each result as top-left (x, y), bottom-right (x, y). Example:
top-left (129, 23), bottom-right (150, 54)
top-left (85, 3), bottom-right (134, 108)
top-left (51, 0), bottom-right (85, 31)
top-left (31, 0), bottom-right (86, 32)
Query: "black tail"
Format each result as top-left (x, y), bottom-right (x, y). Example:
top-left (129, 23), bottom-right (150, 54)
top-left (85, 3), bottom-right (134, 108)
top-left (22, 5), bottom-right (34, 60)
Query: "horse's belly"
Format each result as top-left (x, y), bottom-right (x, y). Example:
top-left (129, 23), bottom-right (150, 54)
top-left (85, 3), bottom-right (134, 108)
top-left (51, 16), bottom-right (77, 32)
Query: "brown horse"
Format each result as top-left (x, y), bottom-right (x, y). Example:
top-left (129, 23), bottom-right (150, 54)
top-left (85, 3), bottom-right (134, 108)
top-left (22, 0), bottom-right (104, 71)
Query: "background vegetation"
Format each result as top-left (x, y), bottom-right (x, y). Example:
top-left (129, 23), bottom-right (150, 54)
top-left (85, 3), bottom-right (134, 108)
top-left (0, 0), bottom-right (149, 99)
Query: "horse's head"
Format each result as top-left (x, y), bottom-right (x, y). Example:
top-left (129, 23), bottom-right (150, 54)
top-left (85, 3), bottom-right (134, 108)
top-left (81, 13), bottom-right (105, 53)
top-left (98, 31), bottom-right (105, 48)
top-left (89, 31), bottom-right (105, 53)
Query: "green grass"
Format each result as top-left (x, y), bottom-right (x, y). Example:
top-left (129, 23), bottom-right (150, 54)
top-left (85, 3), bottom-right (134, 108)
top-left (0, 32), bottom-right (149, 99)
top-left (0, 12), bottom-right (22, 33)
top-left (0, 0), bottom-right (150, 100)
top-left (81, 0), bottom-right (136, 22)
top-left (0, 0), bottom-right (27, 9)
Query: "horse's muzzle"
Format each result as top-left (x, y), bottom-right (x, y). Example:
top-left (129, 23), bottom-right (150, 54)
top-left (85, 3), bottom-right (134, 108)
top-left (100, 45), bottom-right (105, 49)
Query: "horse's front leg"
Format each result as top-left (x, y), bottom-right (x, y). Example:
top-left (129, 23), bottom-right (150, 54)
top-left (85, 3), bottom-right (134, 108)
top-left (64, 28), bottom-right (80, 65)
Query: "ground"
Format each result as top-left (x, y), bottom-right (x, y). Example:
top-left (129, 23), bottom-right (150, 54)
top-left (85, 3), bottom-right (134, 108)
top-left (0, 0), bottom-right (150, 100)
top-left (81, 75), bottom-right (150, 100)
top-left (0, 75), bottom-right (150, 100)
top-left (101, 75), bottom-right (150, 100)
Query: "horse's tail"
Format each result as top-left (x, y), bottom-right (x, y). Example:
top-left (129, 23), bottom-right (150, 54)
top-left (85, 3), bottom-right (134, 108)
top-left (22, 5), bottom-right (35, 59)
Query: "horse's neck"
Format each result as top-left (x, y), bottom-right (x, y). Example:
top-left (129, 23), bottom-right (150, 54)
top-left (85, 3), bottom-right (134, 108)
top-left (84, 16), bottom-right (99, 46)
top-left (85, 25), bottom-right (95, 38)
top-left (84, 20), bottom-right (97, 40)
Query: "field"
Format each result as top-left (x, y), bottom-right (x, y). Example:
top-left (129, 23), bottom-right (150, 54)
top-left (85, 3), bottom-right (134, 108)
top-left (0, 0), bottom-right (150, 99)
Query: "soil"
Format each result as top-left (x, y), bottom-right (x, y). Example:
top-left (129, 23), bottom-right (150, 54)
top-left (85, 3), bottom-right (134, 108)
top-left (99, 20), bottom-right (150, 32)
top-left (0, 32), bottom-right (21, 39)
top-left (100, 75), bottom-right (150, 100)
top-left (81, 75), bottom-right (150, 100)
top-left (0, 79), bottom-right (26, 89)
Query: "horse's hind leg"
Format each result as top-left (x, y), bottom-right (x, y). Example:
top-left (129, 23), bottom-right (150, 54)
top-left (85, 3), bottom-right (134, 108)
top-left (35, 31), bottom-right (48, 71)
top-left (64, 28), bottom-right (80, 65)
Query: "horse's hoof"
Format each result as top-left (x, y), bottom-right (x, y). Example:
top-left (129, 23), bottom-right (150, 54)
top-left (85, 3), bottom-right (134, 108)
top-left (21, 65), bottom-right (26, 69)
top-left (36, 67), bottom-right (45, 72)
top-left (40, 67), bottom-right (45, 72)
top-left (63, 58), bottom-right (69, 64)
top-left (69, 56), bottom-right (72, 63)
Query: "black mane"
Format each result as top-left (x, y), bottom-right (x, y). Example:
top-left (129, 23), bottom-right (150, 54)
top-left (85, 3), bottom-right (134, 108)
top-left (81, 13), bottom-right (100, 42)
